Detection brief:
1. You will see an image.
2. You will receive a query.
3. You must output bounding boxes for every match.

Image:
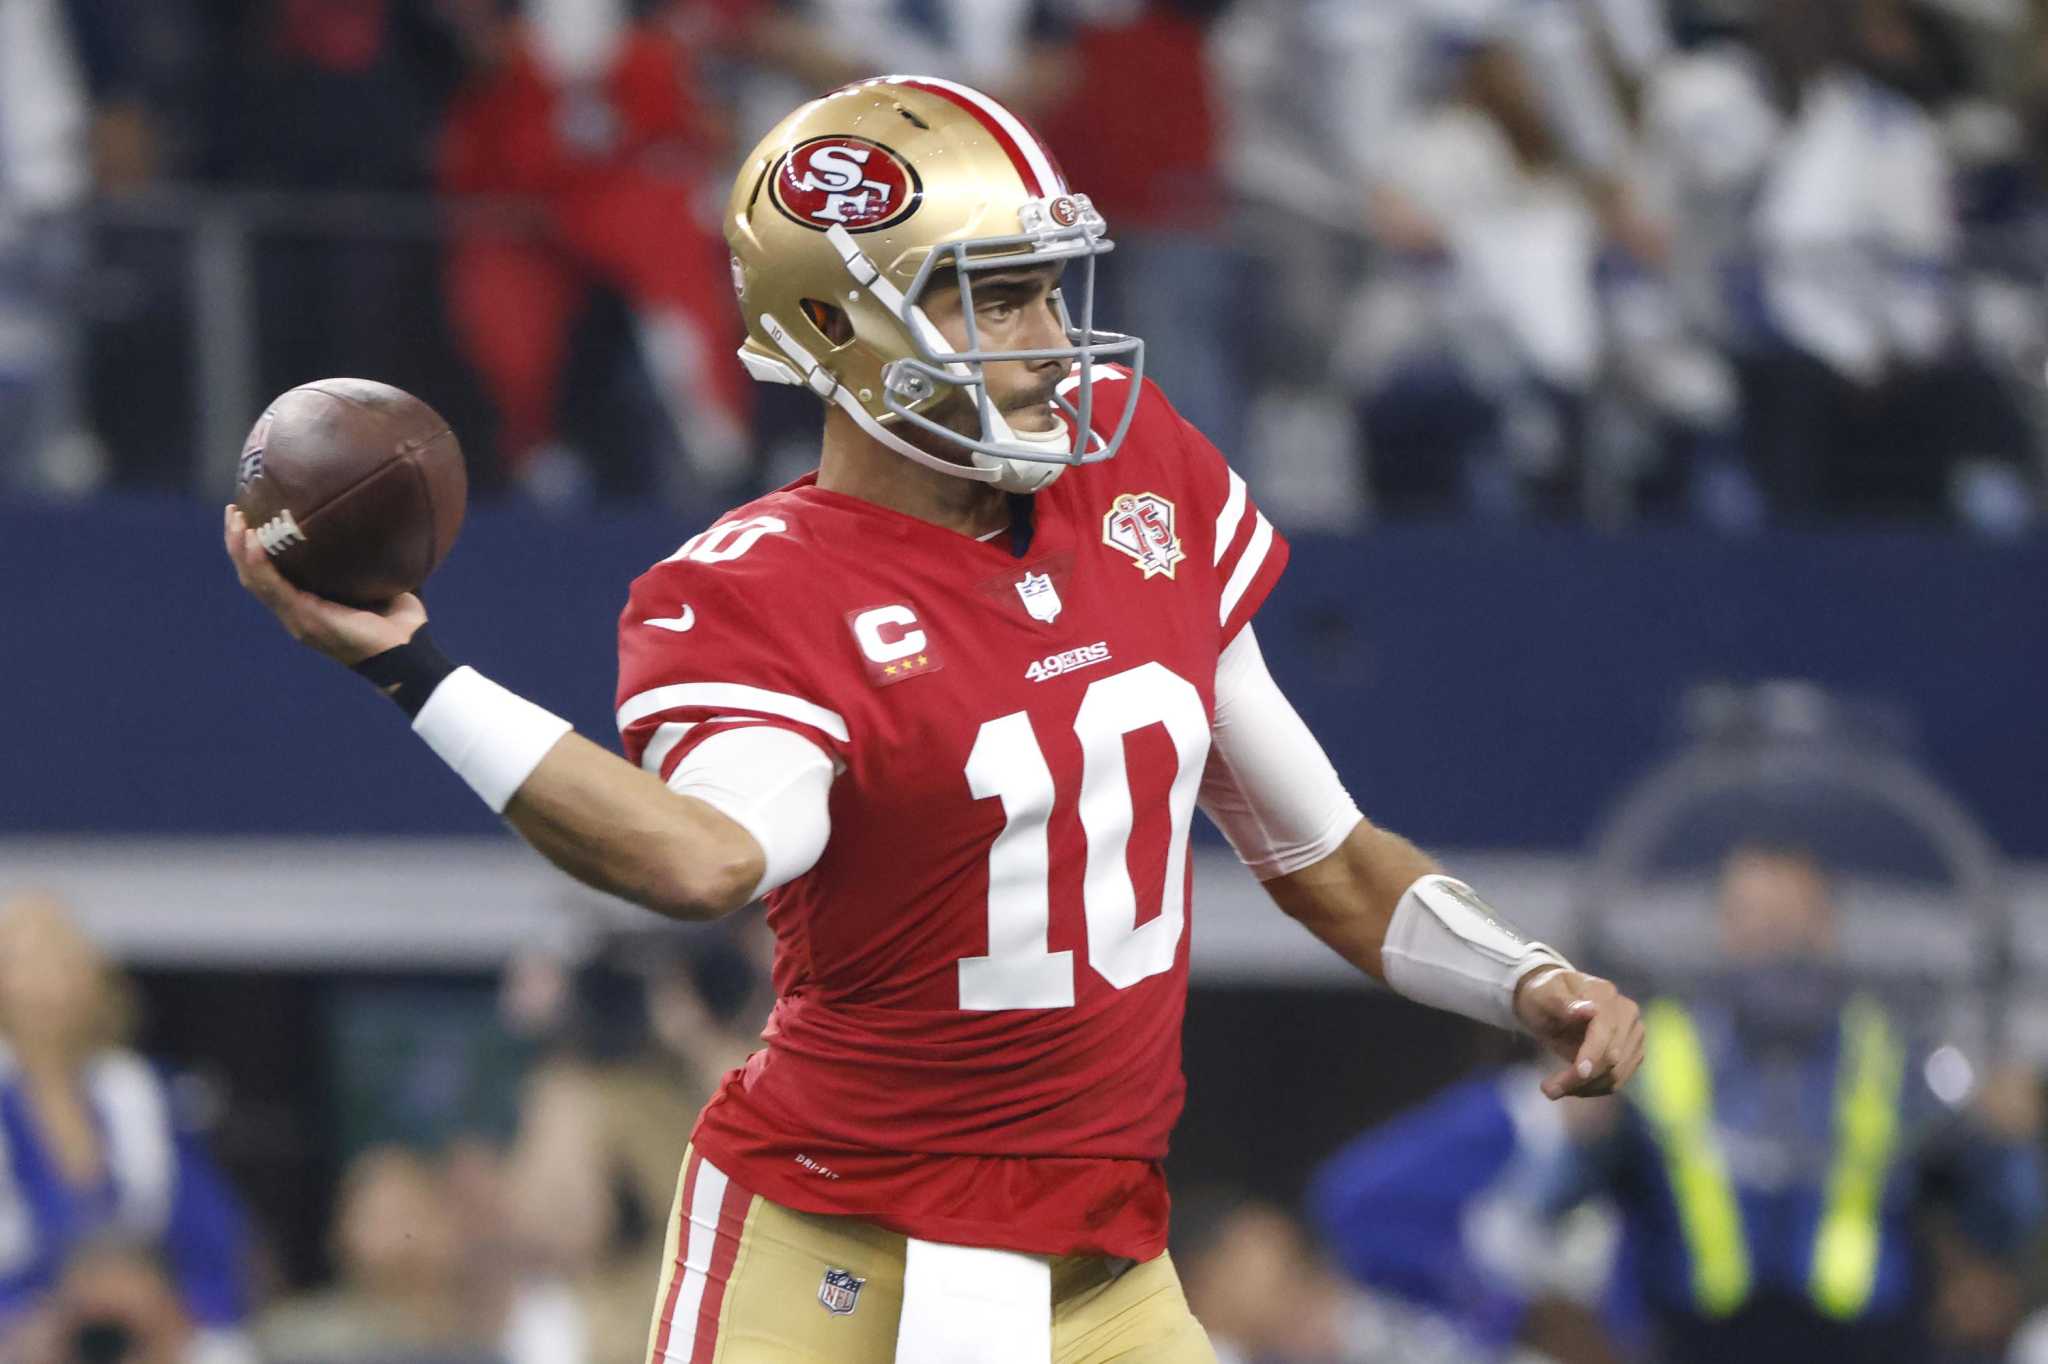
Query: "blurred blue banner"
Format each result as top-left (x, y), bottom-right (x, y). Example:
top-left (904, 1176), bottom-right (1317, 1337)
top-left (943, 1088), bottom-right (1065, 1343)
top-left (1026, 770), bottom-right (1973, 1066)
top-left (6, 499), bottom-right (2040, 855)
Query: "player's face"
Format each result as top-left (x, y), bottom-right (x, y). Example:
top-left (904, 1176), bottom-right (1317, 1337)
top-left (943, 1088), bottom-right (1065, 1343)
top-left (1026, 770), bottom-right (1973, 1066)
top-left (919, 264), bottom-right (1070, 435)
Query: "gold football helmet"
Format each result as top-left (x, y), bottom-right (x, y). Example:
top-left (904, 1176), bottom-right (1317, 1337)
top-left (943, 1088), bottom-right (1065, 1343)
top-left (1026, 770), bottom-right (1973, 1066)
top-left (725, 76), bottom-right (1144, 493)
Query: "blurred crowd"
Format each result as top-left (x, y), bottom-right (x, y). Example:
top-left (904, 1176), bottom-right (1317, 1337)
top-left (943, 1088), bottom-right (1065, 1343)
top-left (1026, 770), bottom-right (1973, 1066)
top-left (6, 841), bottom-right (2048, 1364)
top-left (0, 891), bottom-right (775, 1364)
top-left (4, 0), bottom-right (2048, 527)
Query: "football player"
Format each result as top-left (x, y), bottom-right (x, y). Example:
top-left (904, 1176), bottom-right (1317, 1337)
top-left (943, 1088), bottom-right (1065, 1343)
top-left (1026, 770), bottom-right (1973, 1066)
top-left (225, 76), bottom-right (1643, 1364)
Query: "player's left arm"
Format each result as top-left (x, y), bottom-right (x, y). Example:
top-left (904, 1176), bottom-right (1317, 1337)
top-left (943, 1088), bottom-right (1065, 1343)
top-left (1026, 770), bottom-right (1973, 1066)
top-left (1201, 628), bottom-right (1643, 1100)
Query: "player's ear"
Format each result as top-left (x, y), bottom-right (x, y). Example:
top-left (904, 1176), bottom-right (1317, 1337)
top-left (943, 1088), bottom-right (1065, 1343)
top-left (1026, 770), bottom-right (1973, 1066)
top-left (801, 298), bottom-right (855, 348)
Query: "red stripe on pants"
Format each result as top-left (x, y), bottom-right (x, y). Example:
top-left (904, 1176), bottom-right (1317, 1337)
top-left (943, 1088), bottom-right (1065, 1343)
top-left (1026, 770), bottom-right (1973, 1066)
top-left (689, 1172), bottom-right (752, 1362)
top-left (648, 1149), bottom-right (702, 1362)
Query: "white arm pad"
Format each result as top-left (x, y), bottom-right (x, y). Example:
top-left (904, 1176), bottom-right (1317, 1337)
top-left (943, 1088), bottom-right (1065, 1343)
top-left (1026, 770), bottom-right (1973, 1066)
top-left (667, 725), bottom-right (834, 901)
top-left (1199, 626), bottom-right (1365, 879)
top-left (1382, 874), bottom-right (1571, 1032)
top-left (413, 667), bottom-right (574, 814)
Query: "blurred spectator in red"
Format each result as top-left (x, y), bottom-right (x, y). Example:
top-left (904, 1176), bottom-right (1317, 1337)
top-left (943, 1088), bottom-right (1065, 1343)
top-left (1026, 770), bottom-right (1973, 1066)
top-left (1038, 0), bottom-right (1243, 461)
top-left (439, 0), bottom-right (755, 502)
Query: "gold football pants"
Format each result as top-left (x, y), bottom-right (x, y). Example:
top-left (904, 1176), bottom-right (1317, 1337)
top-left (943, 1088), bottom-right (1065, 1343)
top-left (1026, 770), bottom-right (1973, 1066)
top-left (645, 1146), bottom-right (1217, 1363)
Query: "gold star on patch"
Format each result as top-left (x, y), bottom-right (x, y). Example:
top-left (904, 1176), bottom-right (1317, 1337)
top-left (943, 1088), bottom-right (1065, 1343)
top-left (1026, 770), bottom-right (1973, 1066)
top-left (884, 664), bottom-right (898, 675)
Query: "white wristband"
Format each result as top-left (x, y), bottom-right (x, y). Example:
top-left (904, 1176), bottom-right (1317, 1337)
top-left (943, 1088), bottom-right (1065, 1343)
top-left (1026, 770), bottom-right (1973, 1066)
top-left (1381, 874), bottom-right (1570, 1032)
top-left (412, 666), bottom-right (573, 813)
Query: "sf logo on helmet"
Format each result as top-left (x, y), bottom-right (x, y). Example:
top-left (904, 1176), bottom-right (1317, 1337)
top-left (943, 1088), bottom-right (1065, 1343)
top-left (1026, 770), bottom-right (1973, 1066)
top-left (772, 135), bottom-right (922, 233)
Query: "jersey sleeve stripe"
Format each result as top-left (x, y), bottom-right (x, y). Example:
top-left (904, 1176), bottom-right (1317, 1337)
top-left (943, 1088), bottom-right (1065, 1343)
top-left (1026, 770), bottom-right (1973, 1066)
top-left (1056, 364), bottom-right (1130, 396)
top-left (641, 716), bottom-right (771, 776)
top-left (1213, 469), bottom-right (1249, 566)
top-left (1218, 513), bottom-right (1275, 625)
top-left (643, 721), bottom-right (696, 776)
top-left (1222, 526), bottom-right (1289, 644)
top-left (617, 683), bottom-right (850, 742)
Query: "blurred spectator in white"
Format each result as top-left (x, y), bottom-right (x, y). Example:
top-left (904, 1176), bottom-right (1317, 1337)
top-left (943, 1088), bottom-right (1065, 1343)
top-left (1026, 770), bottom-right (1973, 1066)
top-left (257, 1144), bottom-right (500, 1362)
top-left (438, 0), bottom-right (754, 504)
top-left (1637, 0), bottom-right (2034, 526)
top-left (1479, 0), bottom-right (1756, 527)
top-left (1343, 29), bottom-right (1606, 519)
top-left (0, 895), bottom-right (255, 1364)
top-left (1217, 0), bottom-right (1649, 522)
top-left (0, 0), bottom-right (99, 496)
top-left (1211, 0), bottom-right (1402, 526)
top-left (1503, 0), bottom-right (1672, 257)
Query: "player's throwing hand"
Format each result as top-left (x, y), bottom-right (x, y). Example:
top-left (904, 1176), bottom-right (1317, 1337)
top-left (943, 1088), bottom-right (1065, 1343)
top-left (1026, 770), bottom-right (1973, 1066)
top-left (223, 504), bottom-right (424, 666)
top-left (1515, 968), bottom-right (1644, 1100)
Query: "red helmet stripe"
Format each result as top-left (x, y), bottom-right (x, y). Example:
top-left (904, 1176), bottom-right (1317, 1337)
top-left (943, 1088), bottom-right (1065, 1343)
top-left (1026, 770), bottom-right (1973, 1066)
top-left (895, 77), bottom-right (1061, 198)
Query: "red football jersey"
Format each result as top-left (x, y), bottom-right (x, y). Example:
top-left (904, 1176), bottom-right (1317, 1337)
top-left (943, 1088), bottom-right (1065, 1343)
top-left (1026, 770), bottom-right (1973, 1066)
top-left (614, 373), bottom-right (1287, 1260)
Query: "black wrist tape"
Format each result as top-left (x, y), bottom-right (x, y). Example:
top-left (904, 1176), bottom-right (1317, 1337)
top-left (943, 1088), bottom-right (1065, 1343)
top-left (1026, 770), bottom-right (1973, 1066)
top-left (353, 627), bottom-right (457, 719)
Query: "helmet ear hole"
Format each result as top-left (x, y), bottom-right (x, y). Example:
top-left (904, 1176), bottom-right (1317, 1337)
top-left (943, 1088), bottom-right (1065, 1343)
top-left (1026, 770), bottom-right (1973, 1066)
top-left (800, 298), bottom-right (855, 349)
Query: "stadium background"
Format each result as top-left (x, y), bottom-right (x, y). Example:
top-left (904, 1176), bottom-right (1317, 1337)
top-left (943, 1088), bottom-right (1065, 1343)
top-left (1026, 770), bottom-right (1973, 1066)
top-left (5, 0), bottom-right (2048, 1360)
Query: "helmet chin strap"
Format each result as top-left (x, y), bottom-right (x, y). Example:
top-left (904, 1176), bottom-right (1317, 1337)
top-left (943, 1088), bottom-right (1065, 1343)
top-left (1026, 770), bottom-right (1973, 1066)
top-left (828, 379), bottom-right (1071, 495)
top-left (974, 403), bottom-right (1070, 493)
top-left (830, 383), bottom-right (1068, 494)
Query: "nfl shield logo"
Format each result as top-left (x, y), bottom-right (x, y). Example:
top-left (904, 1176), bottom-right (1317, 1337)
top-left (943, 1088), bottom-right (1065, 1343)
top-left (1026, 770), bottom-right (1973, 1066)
top-left (237, 409), bottom-right (274, 490)
top-left (818, 1267), bottom-right (865, 1316)
top-left (1015, 571), bottom-right (1062, 624)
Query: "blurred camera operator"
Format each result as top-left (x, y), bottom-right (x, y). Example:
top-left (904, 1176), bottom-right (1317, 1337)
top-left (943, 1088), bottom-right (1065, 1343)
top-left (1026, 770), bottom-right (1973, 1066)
top-left (1535, 843), bottom-right (2045, 1364)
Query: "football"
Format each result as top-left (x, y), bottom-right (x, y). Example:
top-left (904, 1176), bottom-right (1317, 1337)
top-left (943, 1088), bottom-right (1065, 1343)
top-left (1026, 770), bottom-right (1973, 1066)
top-left (233, 378), bottom-right (467, 607)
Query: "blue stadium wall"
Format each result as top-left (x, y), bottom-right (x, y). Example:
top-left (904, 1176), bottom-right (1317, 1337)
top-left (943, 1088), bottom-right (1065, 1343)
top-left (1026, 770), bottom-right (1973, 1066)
top-left (6, 499), bottom-right (2043, 857)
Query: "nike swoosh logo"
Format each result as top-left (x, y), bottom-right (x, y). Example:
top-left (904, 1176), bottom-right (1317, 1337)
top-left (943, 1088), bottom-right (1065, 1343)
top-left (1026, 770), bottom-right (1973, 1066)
top-left (644, 605), bottom-right (696, 633)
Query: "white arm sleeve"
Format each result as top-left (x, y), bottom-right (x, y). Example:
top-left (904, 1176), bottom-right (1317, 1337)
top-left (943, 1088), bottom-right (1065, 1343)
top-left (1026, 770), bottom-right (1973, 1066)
top-left (1198, 626), bottom-right (1365, 880)
top-left (1201, 632), bottom-right (1570, 1029)
top-left (666, 726), bottom-right (834, 900)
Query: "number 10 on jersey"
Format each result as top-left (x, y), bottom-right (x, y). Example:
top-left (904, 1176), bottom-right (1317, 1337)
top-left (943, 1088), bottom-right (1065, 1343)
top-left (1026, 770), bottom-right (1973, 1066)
top-left (959, 663), bottom-right (1209, 1010)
